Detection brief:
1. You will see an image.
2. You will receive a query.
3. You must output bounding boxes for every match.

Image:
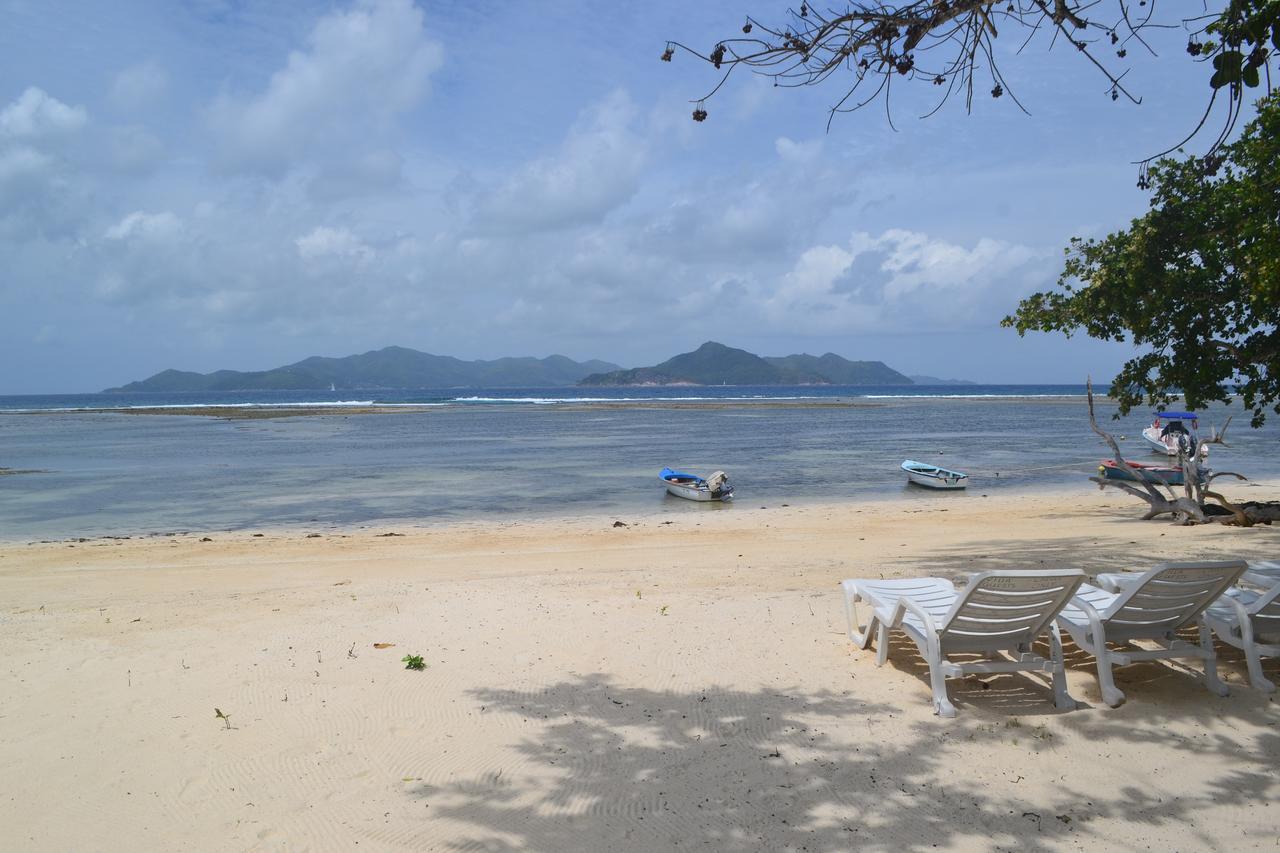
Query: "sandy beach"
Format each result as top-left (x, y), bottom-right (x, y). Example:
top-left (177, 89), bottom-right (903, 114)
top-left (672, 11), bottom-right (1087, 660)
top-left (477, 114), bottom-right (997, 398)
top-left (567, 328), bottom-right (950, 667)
top-left (3, 486), bottom-right (1279, 851)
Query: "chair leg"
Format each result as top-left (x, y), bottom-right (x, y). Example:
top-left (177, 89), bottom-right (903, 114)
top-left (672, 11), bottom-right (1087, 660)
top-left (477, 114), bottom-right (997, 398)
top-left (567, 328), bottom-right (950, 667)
top-left (927, 655), bottom-right (957, 718)
top-left (875, 623), bottom-right (889, 666)
top-left (1237, 620), bottom-right (1276, 692)
top-left (1243, 646), bottom-right (1277, 693)
top-left (844, 595), bottom-right (875, 649)
top-left (1094, 643), bottom-right (1126, 708)
top-left (1048, 622), bottom-right (1077, 711)
top-left (1199, 621), bottom-right (1230, 697)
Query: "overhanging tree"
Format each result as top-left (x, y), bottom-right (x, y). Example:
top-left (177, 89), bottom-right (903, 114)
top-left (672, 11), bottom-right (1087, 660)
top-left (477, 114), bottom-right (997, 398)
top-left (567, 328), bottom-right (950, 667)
top-left (671, 3), bottom-right (1279, 431)
top-left (1004, 94), bottom-right (1280, 427)
top-left (669, 2), bottom-right (1279, 168)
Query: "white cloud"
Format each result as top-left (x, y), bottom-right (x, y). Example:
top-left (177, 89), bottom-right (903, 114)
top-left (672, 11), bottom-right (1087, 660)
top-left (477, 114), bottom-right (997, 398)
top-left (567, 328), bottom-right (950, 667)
top-left (295, 225), bottom-right (373, 262)
top-left (209, 0), bottom-right (442, 176)
top-left (105, 125), bottom-right (165, 173)
top-left (307, 149), bottom-right (404, 200)
top-left (0, 144), bottom-right (53, 184)
top-left (108, 62), bottom-right (169, 112)
top-left (473, 90), bottom-right (646, 234)
top-left (761, 229), bottom-right (1051, 332)
top-left (0, 87), bottom-right (87, 138)
top-left (774, 136), bottom-right (823, 163)
top-left (104, 210), bottom-right (183, 242)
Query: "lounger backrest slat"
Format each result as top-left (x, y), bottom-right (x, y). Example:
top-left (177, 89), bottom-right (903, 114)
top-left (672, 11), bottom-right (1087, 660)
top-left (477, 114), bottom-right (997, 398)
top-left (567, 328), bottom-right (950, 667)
top-left (939, 570), bottom-right (1084, 647)
top-left (1106, 561), bottom-right (1246, 631)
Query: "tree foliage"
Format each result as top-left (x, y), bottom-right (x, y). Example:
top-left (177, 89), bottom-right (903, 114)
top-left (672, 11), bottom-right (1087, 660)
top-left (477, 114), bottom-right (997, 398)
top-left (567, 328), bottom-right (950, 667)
top-left (670, 1), bottom-right (1278, 163)
top-left (1003, 94), bottom-right (1280, 426)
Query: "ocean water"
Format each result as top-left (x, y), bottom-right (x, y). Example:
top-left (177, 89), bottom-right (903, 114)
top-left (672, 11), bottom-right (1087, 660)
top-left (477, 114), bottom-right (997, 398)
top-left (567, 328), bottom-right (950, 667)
top-left (1, 386), bottom-right (1276, 540)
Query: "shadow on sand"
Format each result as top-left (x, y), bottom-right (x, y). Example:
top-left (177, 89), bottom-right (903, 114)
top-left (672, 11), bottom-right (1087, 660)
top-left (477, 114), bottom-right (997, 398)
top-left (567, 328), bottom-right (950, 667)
top-left (408, 665), bottom-right (1278, 851)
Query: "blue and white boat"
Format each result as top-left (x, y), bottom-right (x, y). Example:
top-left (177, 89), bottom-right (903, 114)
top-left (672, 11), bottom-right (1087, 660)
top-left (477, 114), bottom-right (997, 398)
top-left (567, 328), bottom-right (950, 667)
top-left (660, 467), bottom-right (733, 502)
top-left (901, 459), bottom-right (967, 490)
top-left (1141, 412), bottom-right (1204, 457)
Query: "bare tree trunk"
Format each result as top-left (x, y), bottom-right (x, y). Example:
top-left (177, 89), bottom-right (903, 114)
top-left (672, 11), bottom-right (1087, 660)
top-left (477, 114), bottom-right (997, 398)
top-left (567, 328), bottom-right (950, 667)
top-left (1086, 379), bottom-right (1204, 523)
top-left (1086, 380), bottom-right (1255, 524)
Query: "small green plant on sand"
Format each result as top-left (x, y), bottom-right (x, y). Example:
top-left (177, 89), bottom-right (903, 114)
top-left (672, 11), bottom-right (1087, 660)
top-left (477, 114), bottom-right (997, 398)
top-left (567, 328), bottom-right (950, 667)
top-left (659, 605), bottom-right (669, 616)
top-left (215, 707), bottom-right (232, 729)
top-left (402, 654), bottom-right (426, 671)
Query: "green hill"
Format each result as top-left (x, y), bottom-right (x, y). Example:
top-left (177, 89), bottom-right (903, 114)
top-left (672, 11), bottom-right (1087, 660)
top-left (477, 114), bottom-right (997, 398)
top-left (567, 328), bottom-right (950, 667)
top-left (105, 346), bottom-right (621, 392)
top-left (765, 353), bottom-right (911, 385)
top-left (579, 342), bottom-right (912, 386)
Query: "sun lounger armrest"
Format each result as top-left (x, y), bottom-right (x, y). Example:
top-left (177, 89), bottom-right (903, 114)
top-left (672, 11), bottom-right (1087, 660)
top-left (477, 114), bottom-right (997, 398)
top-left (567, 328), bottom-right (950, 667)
top-left (1094, 573), bottom-right (1142, 593)
top-left (889, 596), bottom-right (940, 637)
top-left (1064, 594), bottom-right (1106, 636)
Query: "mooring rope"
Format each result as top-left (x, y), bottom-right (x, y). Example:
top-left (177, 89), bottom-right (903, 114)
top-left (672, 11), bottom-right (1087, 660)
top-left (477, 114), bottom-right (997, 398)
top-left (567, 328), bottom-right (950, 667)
top-left (965, 457), bottom-right (1107, 479)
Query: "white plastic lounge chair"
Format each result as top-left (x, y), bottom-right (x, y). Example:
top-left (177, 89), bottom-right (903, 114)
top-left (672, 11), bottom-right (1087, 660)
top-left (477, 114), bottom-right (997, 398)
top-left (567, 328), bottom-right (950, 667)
top-left (840, 570), bottom-right (1086, 717)
top-left (1061, 560), bottom-right (1247, 707)
top-left (1202, 583), bottom-right (1280, 692)
top-left (1242, 560), bottom-right (1280, 588)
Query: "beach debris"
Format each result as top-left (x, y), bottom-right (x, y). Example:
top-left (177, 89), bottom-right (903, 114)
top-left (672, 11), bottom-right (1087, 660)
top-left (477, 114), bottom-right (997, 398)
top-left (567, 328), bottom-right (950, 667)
top-left (377, 532), bottom-right (404, 537)
top-left (373, 642), bottom-right (395, 649)
top-left (612, 521), bottom-right (628, 528)
top-left (635, 590), bottom-right (642, 599)
top-left (332, 580), bottom-right (350, 586)
top-left (348, 642), bottom-right (358, 658)
top-left (402, 654), bottom-right (426, 671)
top-left (215, 708), bottom-right (232, 729)
top-left (199, 537), bottom-right (212, 542)
top-left (659, 605), bottom-right (669, 616)
top-left (306, 533), bottom-right (321, 538)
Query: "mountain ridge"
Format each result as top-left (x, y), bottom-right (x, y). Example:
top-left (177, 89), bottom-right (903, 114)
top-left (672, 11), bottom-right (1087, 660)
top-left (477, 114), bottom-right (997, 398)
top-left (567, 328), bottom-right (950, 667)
top-left (105, 346), bottom-right (622, 392)
top-left (578, 342), bottom-right (913, 386)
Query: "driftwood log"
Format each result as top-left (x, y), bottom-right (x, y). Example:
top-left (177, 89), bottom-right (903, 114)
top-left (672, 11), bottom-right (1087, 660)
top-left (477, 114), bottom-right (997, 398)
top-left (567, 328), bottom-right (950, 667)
top-left (1086, 379), bottom-right (1256, 525)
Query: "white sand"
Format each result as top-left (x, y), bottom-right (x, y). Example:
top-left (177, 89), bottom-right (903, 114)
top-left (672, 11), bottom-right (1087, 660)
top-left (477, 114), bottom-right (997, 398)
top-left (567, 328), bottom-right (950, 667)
top-left (2, 486), bottom-right (1279, 851)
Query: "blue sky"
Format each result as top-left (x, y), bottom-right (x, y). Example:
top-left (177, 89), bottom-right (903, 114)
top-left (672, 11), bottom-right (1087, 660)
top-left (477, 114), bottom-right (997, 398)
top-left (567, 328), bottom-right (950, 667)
top-left (0, 0), bottom-right (1235, 392)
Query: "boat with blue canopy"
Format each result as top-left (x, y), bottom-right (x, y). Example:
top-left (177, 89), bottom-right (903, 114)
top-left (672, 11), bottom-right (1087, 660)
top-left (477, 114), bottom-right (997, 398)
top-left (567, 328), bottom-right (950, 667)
top-left (1142, 412), bottom-right (1206, 458)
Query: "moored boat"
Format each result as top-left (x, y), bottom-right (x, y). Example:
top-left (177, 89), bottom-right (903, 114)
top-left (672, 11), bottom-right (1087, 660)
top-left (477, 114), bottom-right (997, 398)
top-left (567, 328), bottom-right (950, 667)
top-left (1141, 412), bottom-right (1207, 458)
top-left (901, 459), bottom-right (967, 490)
top-left (1097, 458), bottom-right (1205, 486)
top-left (660, 467), bottom-right (733, 502)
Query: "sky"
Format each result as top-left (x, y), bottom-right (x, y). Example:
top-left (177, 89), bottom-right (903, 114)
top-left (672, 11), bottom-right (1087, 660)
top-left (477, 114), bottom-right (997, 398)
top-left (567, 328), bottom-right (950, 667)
top-left (0, 0), bottom-right (1240, 392)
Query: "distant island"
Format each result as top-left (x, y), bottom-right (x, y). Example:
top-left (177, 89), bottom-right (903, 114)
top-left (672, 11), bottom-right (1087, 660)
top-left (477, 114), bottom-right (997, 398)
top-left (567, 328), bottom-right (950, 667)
top-left (908, 375), bottom-right (978, 386)
top-left (578, 342), bottom-right (913, 386)
top-left (105, 346), bottom-right (622, 392)
top-left (106, 342), bottom-right (972, 392)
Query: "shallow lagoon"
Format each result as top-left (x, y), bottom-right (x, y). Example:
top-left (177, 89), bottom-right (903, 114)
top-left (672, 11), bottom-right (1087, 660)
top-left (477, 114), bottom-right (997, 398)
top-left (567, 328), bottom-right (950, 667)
top-left (1, 387), bottom-right (1275, 539)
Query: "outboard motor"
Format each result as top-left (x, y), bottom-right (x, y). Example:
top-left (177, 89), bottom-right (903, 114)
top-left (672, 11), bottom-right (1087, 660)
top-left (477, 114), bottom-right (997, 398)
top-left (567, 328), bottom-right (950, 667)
top-left (706, 470), bottom-right (732, 499)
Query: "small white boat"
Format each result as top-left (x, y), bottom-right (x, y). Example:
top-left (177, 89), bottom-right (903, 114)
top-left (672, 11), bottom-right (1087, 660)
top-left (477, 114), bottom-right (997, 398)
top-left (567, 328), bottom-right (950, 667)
top-left (660, 467), bottom-right (733, 502)
top-left (1141, 412), bottom-right (1207, 459)
top-left (901, 459), bottom-right (967, 490)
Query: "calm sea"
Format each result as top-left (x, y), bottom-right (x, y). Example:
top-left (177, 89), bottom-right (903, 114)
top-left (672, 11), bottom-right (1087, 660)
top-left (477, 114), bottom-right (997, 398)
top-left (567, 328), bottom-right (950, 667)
top-left (1, 386), bottom-right (1276, 540)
